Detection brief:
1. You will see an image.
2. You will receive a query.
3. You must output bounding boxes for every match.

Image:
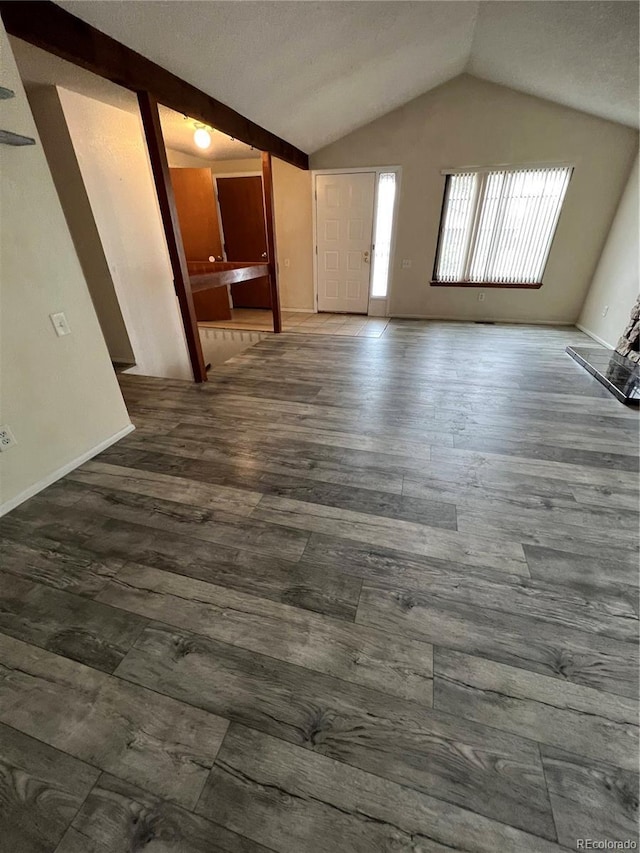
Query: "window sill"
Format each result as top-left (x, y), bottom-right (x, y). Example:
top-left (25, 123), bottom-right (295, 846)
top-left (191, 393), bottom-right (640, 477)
top-left (430, 281), bottom-right (543, 289)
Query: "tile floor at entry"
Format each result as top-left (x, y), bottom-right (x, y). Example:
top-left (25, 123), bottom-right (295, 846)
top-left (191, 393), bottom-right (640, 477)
top-left (200, 308), bottom-right (390, 336)
top-left (0, 321), bottom-right (638, 853)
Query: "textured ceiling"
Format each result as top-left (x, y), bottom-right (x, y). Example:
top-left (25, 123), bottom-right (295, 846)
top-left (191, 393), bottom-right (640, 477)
top-left (11, 37), bottom-right (258, 160)
top-left (30, 1), bottom-right (640, 153)
top-left (55, 1), bottom-right (477, 152)
top-left (469, 2), bottom-right (639, 130)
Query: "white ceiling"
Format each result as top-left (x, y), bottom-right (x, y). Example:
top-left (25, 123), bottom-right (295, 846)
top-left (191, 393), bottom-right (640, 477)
top-left (11, 37), bottom-right (258, 161)
top-left (469, 1), bottom-right (639, 130)
top-left (54, 0), bottom-right (478, 153)
top-left (27, 2), bottom-right (640, 153)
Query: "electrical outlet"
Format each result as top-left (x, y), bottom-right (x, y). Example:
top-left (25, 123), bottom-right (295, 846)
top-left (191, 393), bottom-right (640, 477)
top-left (401, 259), bottom-right (412, 269)
top-left (50, 312), bottom-right (71, 337)
top-left (478, 292), bottom-right (485, 302)
top-left (602, 305), bottom-right (609, 317)
top-left (0, 425), bottom-right (17, 452)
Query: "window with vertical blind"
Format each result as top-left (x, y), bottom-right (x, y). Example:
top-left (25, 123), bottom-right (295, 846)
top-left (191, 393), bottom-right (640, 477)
top-left (432, 166), bottom-right (572, 287)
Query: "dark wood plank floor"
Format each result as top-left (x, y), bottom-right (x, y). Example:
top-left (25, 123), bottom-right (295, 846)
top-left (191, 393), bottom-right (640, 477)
top-left (1, 321), bottom-right (638, 852)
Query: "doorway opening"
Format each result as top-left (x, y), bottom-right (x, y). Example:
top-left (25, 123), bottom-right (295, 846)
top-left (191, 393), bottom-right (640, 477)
top-left (163, 107), bottom-right (284, 363)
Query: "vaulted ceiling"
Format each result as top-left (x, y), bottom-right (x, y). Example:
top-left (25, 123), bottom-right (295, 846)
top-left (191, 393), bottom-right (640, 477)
top-left (11, 34), bottom-right (261, 162)
top-left (54, 1), bottom-right (640, 153)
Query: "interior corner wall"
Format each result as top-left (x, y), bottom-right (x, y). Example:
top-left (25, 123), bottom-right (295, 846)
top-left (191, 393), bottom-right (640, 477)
top-left (272, 158), bottom-right (314, 311)
top-left (0, 24), bottom-right (131, 514)
top-left (578, 153), bottom-right (639, 349)
top-left (57, 89), bottom-right (193, 381)
top-left (311, 74), bottom-right (639, 324)
top-left (27, 86), bottom-right (135, 365)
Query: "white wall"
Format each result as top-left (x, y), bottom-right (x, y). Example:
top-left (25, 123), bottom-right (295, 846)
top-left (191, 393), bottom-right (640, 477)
top-left (167, 150), bottom-right (260, 173)
top-left (311, 75), bottom-right (638, 323)
top-left (167, 150), bottom-right (314, 312)
top-left (0, 26), bottom-right (132, 514)
top-left (166, 148), bottom-right (214, 169)
top-left (27, 86), bottom-right (135, 364)
top-left (210, 158), bottom-right (262, 176)
top-left (272, 157), bottom-right (314, 311)
top-left (58, 89), bottom-right (193, 380)
top-left (578, 154), bottom-right (639, 349)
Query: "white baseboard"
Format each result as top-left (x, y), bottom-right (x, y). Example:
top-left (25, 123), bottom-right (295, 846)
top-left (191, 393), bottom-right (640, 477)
top-left (389, 314), bottom-right (574, 325)
top-left (0, 423), bottom-right (135, 518)
top-left (282, 307), bottom-right (316, 314)
top-left (575, 323), bottom-right (614, 349)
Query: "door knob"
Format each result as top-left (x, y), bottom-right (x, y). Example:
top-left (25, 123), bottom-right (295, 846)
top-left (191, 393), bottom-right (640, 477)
top-left (261, 252), bottom-right (268, 259)
top-left (363, 250), bottom-right (370, 264)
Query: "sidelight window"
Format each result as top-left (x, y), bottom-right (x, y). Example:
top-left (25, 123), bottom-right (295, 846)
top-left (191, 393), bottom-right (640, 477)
top-left (370, 172), bottom-right (397, 298)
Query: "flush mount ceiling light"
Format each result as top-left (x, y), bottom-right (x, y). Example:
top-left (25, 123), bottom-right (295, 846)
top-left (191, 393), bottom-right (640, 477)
top-left (193, 125), bottom-right (212, 149)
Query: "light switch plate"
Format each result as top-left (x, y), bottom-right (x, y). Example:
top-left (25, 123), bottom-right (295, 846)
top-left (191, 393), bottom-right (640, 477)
top-left (50, 312), bottom-right (71, 336)
top-left (401, 259), bottom-right (412, 269)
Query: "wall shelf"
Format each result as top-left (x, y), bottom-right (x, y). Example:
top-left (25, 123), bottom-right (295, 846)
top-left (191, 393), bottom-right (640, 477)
top-left (1, 85), bottom-right (35, 145)
top-left (0, 129), bottom-right (36, 146)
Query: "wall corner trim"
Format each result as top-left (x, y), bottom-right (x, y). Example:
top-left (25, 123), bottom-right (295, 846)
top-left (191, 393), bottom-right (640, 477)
top-left (575, 323), bottom-right (615, 350)
top-left (0, 422), bottom-right (135, 517)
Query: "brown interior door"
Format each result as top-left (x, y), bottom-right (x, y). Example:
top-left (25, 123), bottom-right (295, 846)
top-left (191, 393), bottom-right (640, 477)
top-left (216, 175), bottom-right (270, 308)
top-left (170, 168), bottom-right (223, 262)
top-left (216, 176), bottom-right (268, 260)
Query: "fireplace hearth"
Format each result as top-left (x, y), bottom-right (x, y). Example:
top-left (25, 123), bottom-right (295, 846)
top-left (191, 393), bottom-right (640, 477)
top-left (616, 294), bottom-right (640, 363)
top-left (566, 297), bottom-right (640, 405)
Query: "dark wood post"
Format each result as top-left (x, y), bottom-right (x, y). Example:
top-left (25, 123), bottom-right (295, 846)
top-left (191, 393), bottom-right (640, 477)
top-left (261, 152), bottom-right (282, 334)
top-left (137, 91), bottom-right (208, 382)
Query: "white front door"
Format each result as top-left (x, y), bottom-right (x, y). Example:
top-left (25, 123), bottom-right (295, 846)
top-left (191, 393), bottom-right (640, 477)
top-left (315, 172), bottom-right (376, 314)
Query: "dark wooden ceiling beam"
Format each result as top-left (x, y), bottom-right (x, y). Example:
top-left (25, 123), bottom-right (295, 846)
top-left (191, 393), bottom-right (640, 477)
top-left (0, 0), bottom-right (309, 170)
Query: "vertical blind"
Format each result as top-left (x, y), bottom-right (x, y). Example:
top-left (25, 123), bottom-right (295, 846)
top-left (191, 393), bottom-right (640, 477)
top-left (434, 166), bottom-right (572, 284)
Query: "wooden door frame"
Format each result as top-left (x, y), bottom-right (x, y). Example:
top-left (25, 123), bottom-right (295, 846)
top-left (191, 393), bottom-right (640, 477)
top-left (311, 166), bottom-right (402, 318)
top-left (212, 166), bottom-right (281, 330)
